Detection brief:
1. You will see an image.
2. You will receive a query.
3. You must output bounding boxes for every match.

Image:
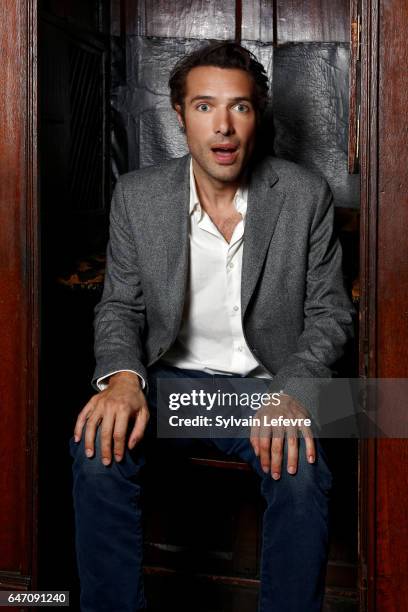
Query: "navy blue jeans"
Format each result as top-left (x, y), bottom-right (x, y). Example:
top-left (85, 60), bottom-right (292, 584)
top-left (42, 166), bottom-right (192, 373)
top-left (69, 364), bottom-right (333, 611)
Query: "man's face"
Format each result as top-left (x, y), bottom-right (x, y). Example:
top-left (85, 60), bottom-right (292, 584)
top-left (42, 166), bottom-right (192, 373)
top-left (176, 66), bottom-right (257, 184)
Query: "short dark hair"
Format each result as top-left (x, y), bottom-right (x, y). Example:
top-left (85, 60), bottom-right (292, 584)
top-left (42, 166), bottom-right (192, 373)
top-left (168, 41), bottom-right (269, 119)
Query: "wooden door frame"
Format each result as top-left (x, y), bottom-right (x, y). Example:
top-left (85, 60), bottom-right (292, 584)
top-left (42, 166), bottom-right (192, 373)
top-left (359, 0), bottom-right (379, 608)
top-left (0, 0), bottom-right (39, 593)
top-left (360, 0), bottom-right (408, 610)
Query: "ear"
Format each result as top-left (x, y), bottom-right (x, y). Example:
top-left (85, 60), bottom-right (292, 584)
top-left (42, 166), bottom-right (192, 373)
top-left (175, 104), bottom-right (184, 129)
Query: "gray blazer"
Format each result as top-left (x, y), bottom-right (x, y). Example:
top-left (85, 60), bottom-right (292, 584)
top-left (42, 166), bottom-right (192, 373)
top-left (92, 154), bottom-right (354, 419)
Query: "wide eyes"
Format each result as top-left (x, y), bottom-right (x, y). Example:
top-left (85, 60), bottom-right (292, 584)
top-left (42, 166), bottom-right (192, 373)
top-left (233, 103), bottom-right (250, 113)
top-left (195, 102), bottom-right (251, 113)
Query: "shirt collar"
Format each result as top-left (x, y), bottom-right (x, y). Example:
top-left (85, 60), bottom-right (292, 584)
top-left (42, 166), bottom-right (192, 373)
top-left (189, 158), bottom-right (248, 219)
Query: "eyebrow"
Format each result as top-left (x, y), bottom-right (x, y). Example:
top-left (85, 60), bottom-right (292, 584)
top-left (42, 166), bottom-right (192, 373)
top-left (189, 95), bottom-right (253, 104)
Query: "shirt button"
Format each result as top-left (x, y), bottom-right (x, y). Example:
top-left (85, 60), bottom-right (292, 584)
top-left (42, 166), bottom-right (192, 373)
top-left (228, 262), bottom-right (234, 269)
top-left (233, 305), bottom-right (239, 312)
top-left (237, 346), bottom-right (244, 352)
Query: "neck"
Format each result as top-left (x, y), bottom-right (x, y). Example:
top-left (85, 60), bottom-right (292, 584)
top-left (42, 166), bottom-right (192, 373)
top-left (192, 158), bottom-right (244, 210)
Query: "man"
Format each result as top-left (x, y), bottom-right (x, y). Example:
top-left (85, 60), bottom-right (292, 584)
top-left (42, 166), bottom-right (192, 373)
top-left (70, 42), bottom-right (354, 611)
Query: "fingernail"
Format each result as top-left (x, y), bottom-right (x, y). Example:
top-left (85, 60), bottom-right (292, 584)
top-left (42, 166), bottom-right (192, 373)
top-left (262, 466), bottom-right (269, 473)
top-left (102, 458), bottom-right (111, 466)
top-left (74, 435), bottom-right (79, 443)
top-left (114, 454), bottom-right (122, 462)
top-left (308, 455), bottom-right (315, 463)
top-left (85, 449), bottom-right (93, 458)
top-left (272, 472), bottom-right (280, 480)
top-left (288, 466), bottom-right (296, 474)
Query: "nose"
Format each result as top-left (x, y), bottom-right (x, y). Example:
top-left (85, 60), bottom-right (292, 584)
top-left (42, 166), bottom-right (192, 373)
top-left (213, 107), bottom-right (234, 136)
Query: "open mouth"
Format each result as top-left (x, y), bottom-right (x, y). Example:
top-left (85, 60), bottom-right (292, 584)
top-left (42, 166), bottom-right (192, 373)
top-left (211, 144), bottom-right (239, 164)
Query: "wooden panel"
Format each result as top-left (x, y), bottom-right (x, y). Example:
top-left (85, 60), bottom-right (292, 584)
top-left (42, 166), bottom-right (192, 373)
top-left (276, 0), bottom-right (349, 43)
top-left (375, 440), bottom-right (408, 609)
top-left (241, 0), bottom-right (274, 42)
top-left (359, 0), bottom-right (379, 608)
top-left (348, 0), bottom-right (360, 173)
top-left (0, 0), bottom-right (38, 590)
top-left (360, 0), bottom-right (408, 609)
top-left (121, 0), bottom-right (348, 42)
top-left (377, 0), bottom-right (408, 377)
top-left (129, 0), bottom-right (236, 39)
top-left (376, 0), bottom-right (408, 608)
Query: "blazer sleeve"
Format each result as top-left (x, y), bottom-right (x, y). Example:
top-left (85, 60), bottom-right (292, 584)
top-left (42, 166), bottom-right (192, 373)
top-left (271, 177), bottom-right (356, 421)
top-left (91, 178), bottom-right (147, 390)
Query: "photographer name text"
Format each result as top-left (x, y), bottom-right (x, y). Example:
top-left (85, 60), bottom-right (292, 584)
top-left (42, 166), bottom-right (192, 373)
top-left (168, 415), bottom-right (311, 428)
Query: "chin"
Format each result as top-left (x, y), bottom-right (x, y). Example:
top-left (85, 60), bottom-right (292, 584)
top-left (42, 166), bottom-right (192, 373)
top-left (216, 169), bottom-right (242, 183)
top-left (208, 161), bottom-right (244, 183)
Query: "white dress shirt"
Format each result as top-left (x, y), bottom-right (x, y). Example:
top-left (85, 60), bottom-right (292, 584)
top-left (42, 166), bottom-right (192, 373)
top-left (97, 160), bottom-right (271, 390)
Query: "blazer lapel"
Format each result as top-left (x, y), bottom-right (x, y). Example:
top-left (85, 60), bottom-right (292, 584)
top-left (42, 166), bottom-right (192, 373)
top-left (241, 159), bottom-right (284, 317)
top-left (161, 155), bottom-right (191, 331)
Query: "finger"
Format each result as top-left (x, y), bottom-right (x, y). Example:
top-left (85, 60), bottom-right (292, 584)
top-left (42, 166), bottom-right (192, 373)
top-left (83, 408), bottom-right (102, 459)
top-left (259, 425), bottom-right (272, 474)
top-left (271, 428), bottom-right (284, 479)
top-left (250, 422), bottom-right (261, 457)
top-left (128, 406), bottom-right (150, 449)
top-left (286, 426), bottom-right (299, 474)
top-left (99, 412), bottom-right (115, 465)
top-left (74, 397), bottom-right (97, 441)
top-left (113, 415), bottom-right (130, 462)
top-left (301, 425), bottom-right (316, 463)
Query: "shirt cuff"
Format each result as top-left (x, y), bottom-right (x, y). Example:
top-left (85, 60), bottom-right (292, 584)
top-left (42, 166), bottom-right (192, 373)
top-left (96, 369), bottom-right (146, 391)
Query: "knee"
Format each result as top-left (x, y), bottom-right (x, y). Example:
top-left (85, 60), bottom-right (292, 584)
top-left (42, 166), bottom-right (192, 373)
top-left (69, 424), bottom-right (145, 482)
top-left (261, 439), bottom-right (333, 502)
top-left (69, 424), bottom-right (110, 478)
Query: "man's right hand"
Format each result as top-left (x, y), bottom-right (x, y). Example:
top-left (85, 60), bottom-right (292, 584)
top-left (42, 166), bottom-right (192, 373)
top-left (73, 372), bottom-right (149, 465)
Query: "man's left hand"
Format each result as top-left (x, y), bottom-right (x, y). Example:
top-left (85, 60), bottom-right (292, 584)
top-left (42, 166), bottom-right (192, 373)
top-left (249, 393), bottom-right (315, 479)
